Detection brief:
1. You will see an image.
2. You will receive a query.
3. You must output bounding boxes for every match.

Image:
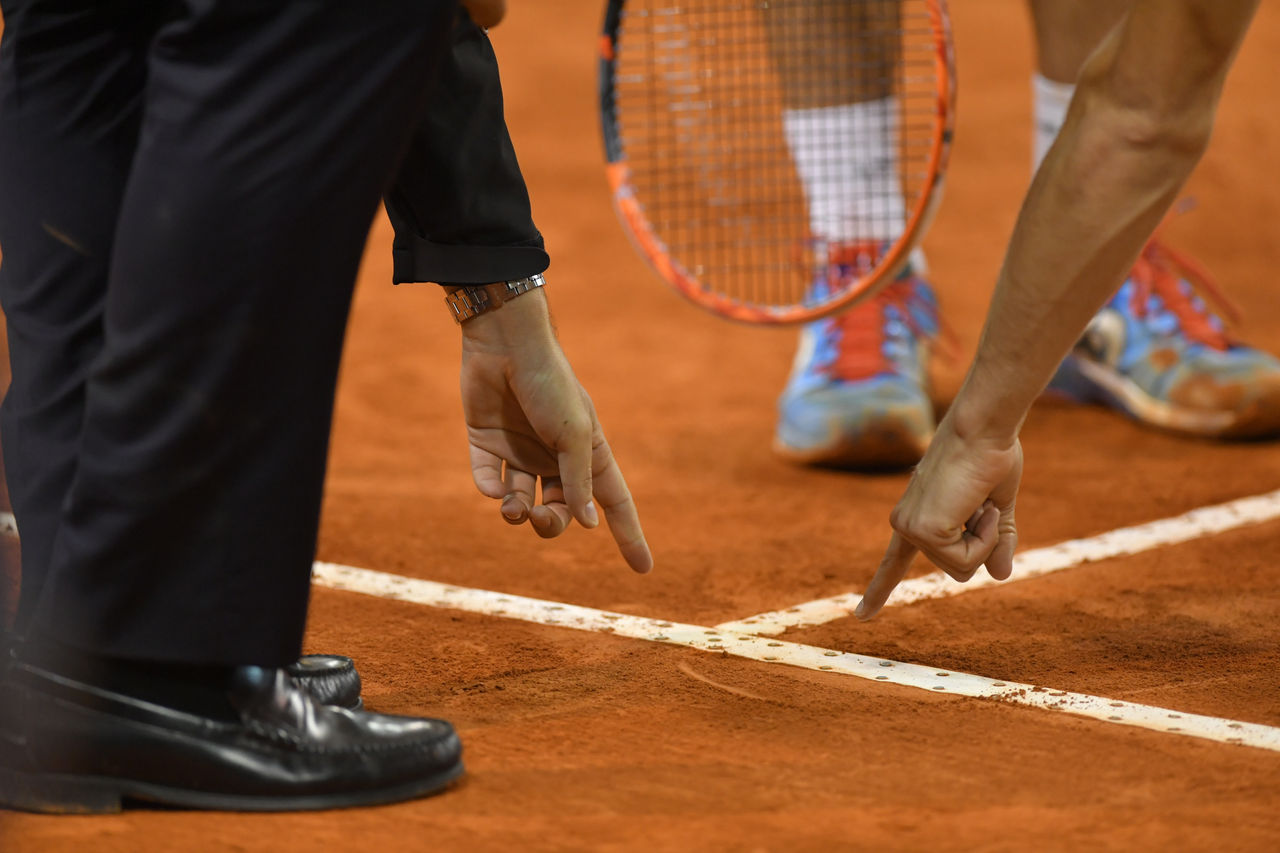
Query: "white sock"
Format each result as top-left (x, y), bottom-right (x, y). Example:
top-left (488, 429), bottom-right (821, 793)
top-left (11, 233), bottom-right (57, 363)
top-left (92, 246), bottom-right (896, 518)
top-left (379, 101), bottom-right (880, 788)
top-left (783, 99), bottom-right (906, 244)
top-left (1032, 73), bottom-right (1075, 173)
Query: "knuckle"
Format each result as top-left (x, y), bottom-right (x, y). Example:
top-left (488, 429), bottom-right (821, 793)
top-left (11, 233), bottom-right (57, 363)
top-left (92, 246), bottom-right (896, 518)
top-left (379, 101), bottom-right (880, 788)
top-left (591, 441), bottom-right (616, 472)
top-left (604, 490), bottom-right (636, 514)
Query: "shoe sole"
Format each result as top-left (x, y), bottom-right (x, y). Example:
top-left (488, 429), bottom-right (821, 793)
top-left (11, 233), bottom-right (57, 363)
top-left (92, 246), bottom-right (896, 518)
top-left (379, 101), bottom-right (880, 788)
top-left (772, 417), bottom-right (932, 469)
top-left (1051, 355), bottom-right (1280, 440)
top-left (0, 760), bottom-right (464, 814)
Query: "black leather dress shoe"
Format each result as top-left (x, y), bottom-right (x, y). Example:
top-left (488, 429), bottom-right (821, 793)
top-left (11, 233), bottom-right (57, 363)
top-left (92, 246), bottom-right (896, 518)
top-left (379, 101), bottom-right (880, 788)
top-left (0, 661), bottom-right (462, 812)
top-left (287, 654), bottom-right (363, 709)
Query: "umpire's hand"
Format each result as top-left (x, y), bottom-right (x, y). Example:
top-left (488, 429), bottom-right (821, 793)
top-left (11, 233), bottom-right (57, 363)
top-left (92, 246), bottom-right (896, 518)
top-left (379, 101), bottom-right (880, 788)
top-left (458, 288), bottom-right (653, 573)
top-left (856, 415), bottom-right (1022, 620)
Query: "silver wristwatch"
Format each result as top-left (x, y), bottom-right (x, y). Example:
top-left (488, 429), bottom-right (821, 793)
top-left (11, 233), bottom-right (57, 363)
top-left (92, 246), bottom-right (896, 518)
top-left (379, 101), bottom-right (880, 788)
top-left (444, 273), bottom-right (546, 324)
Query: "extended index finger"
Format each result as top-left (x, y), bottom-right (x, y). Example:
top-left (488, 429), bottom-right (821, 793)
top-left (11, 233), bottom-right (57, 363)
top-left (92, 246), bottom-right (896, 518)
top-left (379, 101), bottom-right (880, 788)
top-left (855, 532), bottom-right (918, 621)
top-left (591, 446), bottom-right (653, 574)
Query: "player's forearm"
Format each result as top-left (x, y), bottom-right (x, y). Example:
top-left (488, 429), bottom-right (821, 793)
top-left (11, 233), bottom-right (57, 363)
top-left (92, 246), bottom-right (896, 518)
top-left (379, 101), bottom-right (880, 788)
top-left (951, 0), bottom-right (1256, 442)
top-left (955, 112), bottom-right (1202, 440)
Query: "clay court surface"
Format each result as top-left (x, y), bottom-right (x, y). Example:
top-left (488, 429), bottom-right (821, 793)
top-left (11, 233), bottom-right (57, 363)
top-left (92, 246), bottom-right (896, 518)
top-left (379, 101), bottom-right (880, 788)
top-left (3, 2), bottom-right (1280, 850)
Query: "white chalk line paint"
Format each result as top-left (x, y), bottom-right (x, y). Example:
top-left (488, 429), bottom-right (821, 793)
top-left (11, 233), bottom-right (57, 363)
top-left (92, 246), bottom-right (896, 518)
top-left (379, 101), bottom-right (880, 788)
top-left (715, 488), bottom-right (1280, 636)
top-left (311, 561), bottom-right (1280, 754)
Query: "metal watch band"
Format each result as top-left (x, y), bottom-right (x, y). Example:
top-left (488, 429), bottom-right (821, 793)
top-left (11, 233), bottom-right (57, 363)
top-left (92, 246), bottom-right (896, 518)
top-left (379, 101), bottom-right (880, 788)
top-left (444, 273), bottom-right (545, 324)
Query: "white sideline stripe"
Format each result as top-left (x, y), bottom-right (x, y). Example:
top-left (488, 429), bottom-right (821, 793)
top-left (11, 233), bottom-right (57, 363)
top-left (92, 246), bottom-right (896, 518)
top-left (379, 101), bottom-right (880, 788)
top-left (0, 511), bottom-right (15, 537)
top-left (311, 561), bottom-right (1280, 754)
top-left (715, 488), bottom-right (1280, 636)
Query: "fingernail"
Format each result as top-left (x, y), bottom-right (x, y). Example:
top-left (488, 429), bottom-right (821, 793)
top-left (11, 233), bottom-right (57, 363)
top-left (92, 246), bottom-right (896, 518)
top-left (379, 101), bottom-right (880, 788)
top-left (502, 501), bottom-right (522, 520)
top-left (584, 501), bottom-right (599, 527)
top-left (854, 602), bottom-right (866, 620)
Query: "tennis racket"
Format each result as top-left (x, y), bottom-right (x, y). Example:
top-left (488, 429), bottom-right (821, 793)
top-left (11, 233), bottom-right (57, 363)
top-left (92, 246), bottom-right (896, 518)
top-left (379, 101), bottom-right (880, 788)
top-left (600, 0), bottom-right (955, 324)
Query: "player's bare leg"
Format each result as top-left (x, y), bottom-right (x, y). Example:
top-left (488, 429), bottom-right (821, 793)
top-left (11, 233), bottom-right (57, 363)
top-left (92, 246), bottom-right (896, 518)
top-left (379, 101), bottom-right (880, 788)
top-left (764, 1), bottom-right (940, 469)
top-left (1030, 0), bottom-right (1280, 438)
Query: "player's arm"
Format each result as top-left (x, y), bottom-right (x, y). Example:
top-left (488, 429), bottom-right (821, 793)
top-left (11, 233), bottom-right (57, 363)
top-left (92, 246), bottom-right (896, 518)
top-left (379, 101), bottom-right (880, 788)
top-left (856, 0), bottom-right (1259, 619)
top-left (957, 0), bottom-right (1258, 441)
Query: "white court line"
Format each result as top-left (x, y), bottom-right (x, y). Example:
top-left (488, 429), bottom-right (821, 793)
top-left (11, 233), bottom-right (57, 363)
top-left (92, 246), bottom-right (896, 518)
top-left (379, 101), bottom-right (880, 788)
top-left (312, 561), bottom-right (1280, 754)
top-left (715, 488), bottom-right (1280, 636)
top-left (5, 503), bottom-right (1277, 749)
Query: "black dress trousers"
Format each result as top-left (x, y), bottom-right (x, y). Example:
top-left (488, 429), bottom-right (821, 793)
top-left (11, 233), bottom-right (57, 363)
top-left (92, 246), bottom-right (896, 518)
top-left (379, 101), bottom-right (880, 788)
top-left (0, 0), bottom-right (457, 665)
